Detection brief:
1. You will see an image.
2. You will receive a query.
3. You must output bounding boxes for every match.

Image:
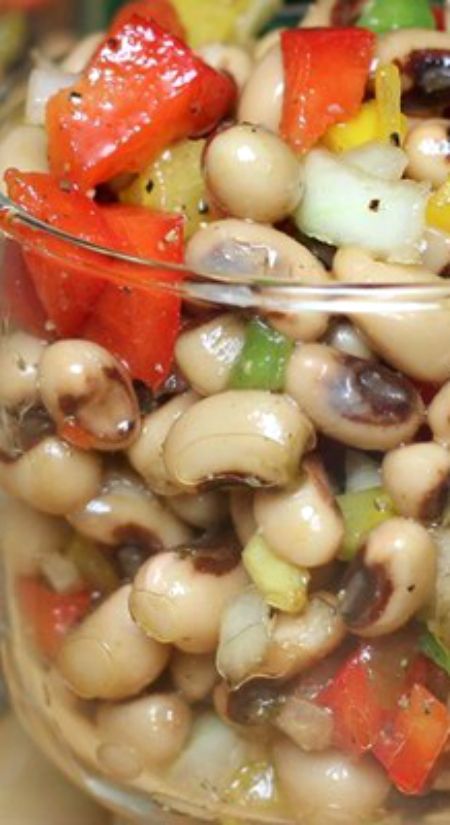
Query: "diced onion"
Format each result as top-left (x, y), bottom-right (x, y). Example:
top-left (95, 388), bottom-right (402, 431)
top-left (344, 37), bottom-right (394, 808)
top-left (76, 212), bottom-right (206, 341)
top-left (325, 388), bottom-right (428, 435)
top-left (295, 148), bottom-right (429, 263)
top-left (342, 141), bottom-right (408, 181)
top-left (345, 449), bottom-right (381, 493)
top-left (26, 67), bottom-right (79, 126)
top-left (275, 696), bottom-right (334, 752)
top-left (216, 587), bottom-right (272, 686)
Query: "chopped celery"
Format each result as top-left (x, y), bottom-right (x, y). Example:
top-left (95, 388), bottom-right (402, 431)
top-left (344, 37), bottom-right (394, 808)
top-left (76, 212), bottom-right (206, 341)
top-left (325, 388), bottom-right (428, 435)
top-left (229, 318), bottom-right (294, 392)
top-left (170, 0), bottom-right (282, 47)
top-left (66, 535), bottom-right (119, 595)
top-left (120, 139), bottom-right (210, 240)
top-left (420, 629), bottom-right (450, 676)
top-left (357, 0), bottom-right (435, 34)
top-left (242, 533), bottom-right (309, 614)
top-left (337, 487), bottom-right (396, 561)
top-left (0, 12), bottom-right (27, 71)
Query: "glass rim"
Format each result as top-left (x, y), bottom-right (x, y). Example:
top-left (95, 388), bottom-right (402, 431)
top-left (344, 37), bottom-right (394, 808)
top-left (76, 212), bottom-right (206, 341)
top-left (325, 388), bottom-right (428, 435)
top-left (1, 189), bottom-right (450, 316)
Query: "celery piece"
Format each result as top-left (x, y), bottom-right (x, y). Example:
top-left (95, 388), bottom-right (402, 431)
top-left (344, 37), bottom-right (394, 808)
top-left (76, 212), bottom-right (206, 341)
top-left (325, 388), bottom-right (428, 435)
top-left (358, 0), bottom-right (435, 34)
top-left (66, 535), bottom-right (119, 595)
top-left (420, 629), bottom-right (450, 677)
top-left (120, 139), bottom-right (209, 240)
top-left (230, 318), bottom-right (294, 392)
top-left (243, 533), bottom-right (309, 614)
top-left (337, 487), bottom-right (396, 561)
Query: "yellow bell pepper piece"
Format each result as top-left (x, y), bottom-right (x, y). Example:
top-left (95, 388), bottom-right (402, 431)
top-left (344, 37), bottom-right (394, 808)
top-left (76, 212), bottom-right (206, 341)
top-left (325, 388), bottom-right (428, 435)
top-left (171, 0), bottom-right (281, 47)
top-left (120, 139), bottom-right (211, 240)
top-left (427, 176), bottom-right (450, 233)
top-left (323, 100), bottom-right (407, 154)
top-left (375, 62), bottom-right (405, 146)
top-left (242, 533), bottom-right (309, 614)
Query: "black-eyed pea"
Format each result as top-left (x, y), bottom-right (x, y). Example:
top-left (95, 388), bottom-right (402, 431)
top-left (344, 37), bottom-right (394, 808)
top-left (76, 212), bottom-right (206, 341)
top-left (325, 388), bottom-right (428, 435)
top-left (0, 498), bottom-right (70, 576)
top-left (167, 491), bottom-right (228, 530)
top-left (163, 390), bottom-right (314, 491)
top-left (238, 45), bottom-right (284, 133)
top-left (38, 340), bottom-right (140, 452)
top-left (405, 119), bottom-right (450, 188)
top-left (325, 319), bottom-right (373, 361)
top-left (57, 585), bottom-right (170, 700)
top-left (197, 43), bottom-right (253, 90)
top-left (127, 391), bottom-right (197, 495)
top-left (254, 457), bottom-right (344, 568)
top-left (130, 545), bottom-right (249, 654)
top-left (230, 490), bottom-right (257, 547)
top-left (340, 518), bottom-right (436, 637)
top-left (96, 693), bottom-right (192, 778)
top-left (0, 331), bottom-right (46, 408)
top-left (382, 442), bottom-right (450, 521)
top-left (0, 437), bottom-right (102, 516)
top-left (285, 342), bottom-right (424, 451)
top-left (429, 382), bottom-right (450, 447)
top-left (273, 740), bottom-right (390, 822)
top-left (61, 31), bottom-right (104, 72)
top-left (174, 315), bottom-right (246, 397)
top-left (170, 652), bottom-right (218, 703)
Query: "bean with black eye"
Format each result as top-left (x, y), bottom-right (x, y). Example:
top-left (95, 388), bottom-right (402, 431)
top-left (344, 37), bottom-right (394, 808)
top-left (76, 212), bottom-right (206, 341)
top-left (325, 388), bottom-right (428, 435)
top-left (130, 545), bottom-right (249, 654)
top-left (197, 43), bottom-right (253, 90)
top-left (168, 490), bottom-right (228, 530)
top-left (238, 45), bottom-right (284, 133)
top-left (38, 340), bottom-right (140, 452)
top-left (170, 651), bottom-right (218, 703)
top-left (339, 517), bottom-right (436, 637)
top-left (285, 343), bottom-right (424, 451)
top-left (382, 442), bottom-right (450, 522)
top-left (0, 436), bottom-right (102, 516)
top-left (0, 331), bottom-right (46, 409)
top-left (163, 390), bottom-right (315, 491)
top-left (230, 490), bottom-right (257, 547)
top-left (429, 381), bottom-right (450, 447)
top-left (174, 315), bottom-right (246, 397)
top-left (405, 119), bottom-right (450, 188)
top-left (57, 585), bottom-right (170, 700)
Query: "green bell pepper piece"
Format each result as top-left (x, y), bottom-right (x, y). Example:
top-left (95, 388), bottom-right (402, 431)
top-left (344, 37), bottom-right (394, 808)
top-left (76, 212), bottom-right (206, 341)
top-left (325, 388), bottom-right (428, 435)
top-left (420, 629), bottom-right (450, 677)
top-left (243, 533), bottom-right (309, 614)
top-left (337, 486), bottom-right (396, 561)
top-left (357, 0), bottom-right (436, 34)
top-left (230, 318), bottom-right (294, 391)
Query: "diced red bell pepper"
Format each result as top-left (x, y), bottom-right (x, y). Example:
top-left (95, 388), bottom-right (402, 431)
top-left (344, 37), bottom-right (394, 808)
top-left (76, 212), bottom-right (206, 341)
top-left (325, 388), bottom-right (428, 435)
top-left (317, 647), bottom-right (385, 755)
top-left (432, 6), bottom-right (446, 30)
top-left (374, 683), bottom-right (450, 794)
top-left (4, 169), bottom-right (120, 336)
top-left (111, 0), bottom-right (185, 40)
top-left (17, 578), bottom-right (91, 659)
top-left (0, 240), bottom-right (49, 338)
top-left (280, 28), bottom-right (375, 154)
top-left (82, 204), bottom-right (184, 389)
top-left (47, 16), bottom-right (236, 191)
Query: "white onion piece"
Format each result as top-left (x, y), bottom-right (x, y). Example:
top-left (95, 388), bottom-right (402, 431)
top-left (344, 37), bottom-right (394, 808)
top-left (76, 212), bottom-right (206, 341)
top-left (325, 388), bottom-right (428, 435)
top-left (26, 68), bottom-right (79, 126)
top-left (216, 587), bottom-right (272, 686)
top-left (345, 449), bottom-right (381, 493)
top-left (326, 320), bottom-right (373, 360)
top-left (168, 712), bottom-right (248, 799)
top-left (275, 696), bottom-right (333, 752)
top-left (40, 553), bottom-right (83, 595)
top-left (295, 148), bottom-right (429, 263)
top-left (342, 141), bottom-right (408, 181)
top-left (0, 125), bottom-right (48, 193)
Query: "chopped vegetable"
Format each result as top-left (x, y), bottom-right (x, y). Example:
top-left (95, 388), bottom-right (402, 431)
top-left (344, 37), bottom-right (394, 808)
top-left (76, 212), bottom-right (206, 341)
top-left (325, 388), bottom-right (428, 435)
top-left (217, 587), bottom-right (272, 685)
top-left (375, 63), bottom-right (405, 148)
top-left (427, 175), bottom-right (450, 233)
top-left (169, 0), bottom-right (281, 47)
top-left (47, 17), bottom-right (236, 191)
top-left (4, 172), bottom-right (184, 388)
top-left (66, 535), bottom-right (120, 595)
top-left (224, 761), bottom-right (280, 811)
top-left (324, 101), bottom-right (408, 155)
top-left (111, 0), bottom-right (186, 39)
top-left (242, 533), bottom-right (309, 614)
top-left (337, 486), bottom-right (396, 561)
top-left (373, 683), bottom-right (450, 794)
top-left (17, 577), bottom-right (91, 659)
top-left (280, 28), bottom-right (374, 154)
top-left (342, 142), bottom-right (408, 182)
top-left (317, 647), bottom-right (385, 755)
top-left (26, 68), bottom-right (78, 127)
top-left (294, 148), bottom-right (429, 264)
top-left (357, 0), bottom-right (436, 34)
top-left (120, 139), bottom-right (211, 239)
top-left (420, 630), bottom-right (450, 677)
top-left (229, 318), bottom-right (294, 392)
top-left (0, 241), bottom-right (48, 338)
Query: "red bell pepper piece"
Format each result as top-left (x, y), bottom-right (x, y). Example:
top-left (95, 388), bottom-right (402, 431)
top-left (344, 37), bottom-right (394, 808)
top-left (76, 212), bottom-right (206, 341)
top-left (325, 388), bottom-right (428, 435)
top-left (318, 647), bottom-right (385, 755)
top-left (280, 28), bottom-right (375, 154)
top-left (111, 0), bottom-right (185, 40)
top-left (0, 240), bottom-right (49, 338)
top-left (82, 204), bottom-right (184, 389)
top-left (17, 578), bottom-right (91, 659)
top-left (432, 6), bottom-right (446, 30)
top-left (374, 684), bottom-right (450, 794)
top-left (47, 16), bottom-right (236, 191)
top-left (4, 169), bottom-right (120, 336)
